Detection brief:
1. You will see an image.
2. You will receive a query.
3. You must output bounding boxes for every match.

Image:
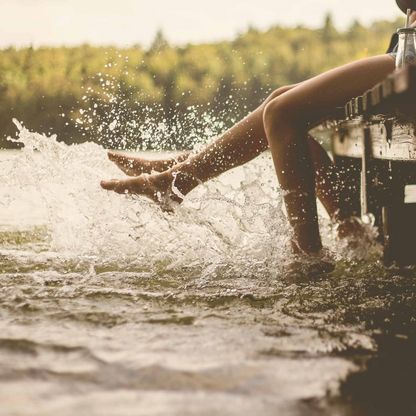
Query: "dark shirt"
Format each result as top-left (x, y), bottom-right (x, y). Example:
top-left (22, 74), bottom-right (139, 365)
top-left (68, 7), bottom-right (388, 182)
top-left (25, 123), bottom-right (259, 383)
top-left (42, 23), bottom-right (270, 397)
top-left (386, 32), bottom-right (399, 53)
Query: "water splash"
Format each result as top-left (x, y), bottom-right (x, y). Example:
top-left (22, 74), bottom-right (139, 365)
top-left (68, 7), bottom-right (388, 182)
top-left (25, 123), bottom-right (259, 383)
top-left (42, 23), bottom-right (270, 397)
top-left (73, 70), bottom-right (240, 152)
top-left (1, 116), bottom-right (384, 283)
top-left (0, 121), bottom-right (294, 277)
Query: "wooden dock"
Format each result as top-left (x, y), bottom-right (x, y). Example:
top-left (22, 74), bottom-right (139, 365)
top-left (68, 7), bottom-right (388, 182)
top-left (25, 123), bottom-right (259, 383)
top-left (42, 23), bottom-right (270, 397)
top-left (312, 65), bottom-right (416, 266)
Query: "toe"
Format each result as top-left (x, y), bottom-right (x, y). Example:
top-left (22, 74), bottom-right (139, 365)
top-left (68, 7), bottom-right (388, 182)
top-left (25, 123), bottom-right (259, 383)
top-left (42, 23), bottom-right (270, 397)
top-left (101, 179), bottom-right (119, 190)
top-left (108, 151), bottom-right (123, 162)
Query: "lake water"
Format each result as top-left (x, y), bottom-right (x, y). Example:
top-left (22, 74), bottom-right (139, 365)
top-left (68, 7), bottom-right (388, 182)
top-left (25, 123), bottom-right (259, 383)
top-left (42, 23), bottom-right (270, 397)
top-left (1, 125), bottom-right (416, 415)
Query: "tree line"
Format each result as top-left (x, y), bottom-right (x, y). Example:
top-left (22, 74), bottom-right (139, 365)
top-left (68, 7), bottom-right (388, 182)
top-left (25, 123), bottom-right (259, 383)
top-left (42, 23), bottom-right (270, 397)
top-left (0, 15), bottom-right (403, 149)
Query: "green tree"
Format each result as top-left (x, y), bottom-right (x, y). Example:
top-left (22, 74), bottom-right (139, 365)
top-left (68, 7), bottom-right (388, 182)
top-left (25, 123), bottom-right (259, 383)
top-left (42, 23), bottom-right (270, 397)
top-left (0, 17), bottom-right (402, 149)
top-left (321, 13), bottom-right (338, 43)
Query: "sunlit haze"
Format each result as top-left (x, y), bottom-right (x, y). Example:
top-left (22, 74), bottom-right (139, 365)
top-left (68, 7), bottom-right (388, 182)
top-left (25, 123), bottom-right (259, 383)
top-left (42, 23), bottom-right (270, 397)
top-left (1, 0), bottom-right (402, 48)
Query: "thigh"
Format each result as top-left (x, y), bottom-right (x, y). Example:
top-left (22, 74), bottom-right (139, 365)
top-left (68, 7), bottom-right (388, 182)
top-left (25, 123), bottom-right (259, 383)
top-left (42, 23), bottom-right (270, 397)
top-left (266, 83), bottom-right (299, 102)
top-left (274, 55), bottom-right (395, 124)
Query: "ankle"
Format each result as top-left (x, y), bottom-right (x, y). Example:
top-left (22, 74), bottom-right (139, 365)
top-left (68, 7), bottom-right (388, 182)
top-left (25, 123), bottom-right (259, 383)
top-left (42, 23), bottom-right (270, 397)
top-left (291, 221), bottom-right (323, 254)
top-left (157, 169), bottom-right (199, 199)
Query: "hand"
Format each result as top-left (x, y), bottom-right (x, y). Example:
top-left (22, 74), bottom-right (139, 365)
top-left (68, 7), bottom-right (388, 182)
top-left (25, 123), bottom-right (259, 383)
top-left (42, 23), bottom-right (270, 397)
top-left (409, 10), bottom-right (416, 27)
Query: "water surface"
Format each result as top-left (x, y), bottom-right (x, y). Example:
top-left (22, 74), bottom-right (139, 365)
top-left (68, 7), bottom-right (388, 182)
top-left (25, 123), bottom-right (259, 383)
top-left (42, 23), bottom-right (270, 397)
top-left (1, 127), bottom-right (416, 415)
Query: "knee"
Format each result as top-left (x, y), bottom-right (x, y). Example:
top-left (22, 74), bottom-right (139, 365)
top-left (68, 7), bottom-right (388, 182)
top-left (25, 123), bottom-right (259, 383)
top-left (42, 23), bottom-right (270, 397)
top-left (262, 85), bottom-right (299, 133)
top-left (263, 97), bottom-right (288, 134)
top-left (265, 85), bottom-right (293, 103)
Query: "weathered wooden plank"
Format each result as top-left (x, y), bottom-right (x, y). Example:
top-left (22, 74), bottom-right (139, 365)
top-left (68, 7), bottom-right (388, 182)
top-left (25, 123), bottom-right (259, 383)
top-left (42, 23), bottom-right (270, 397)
top-left (370, 122), bottom-right (416, 160)
top-left (327, 118), bottom-right (416, 161)
top-left (312, 65), bottom-right (416, 162)
top-left (328, 120), bottom-right (364, 158)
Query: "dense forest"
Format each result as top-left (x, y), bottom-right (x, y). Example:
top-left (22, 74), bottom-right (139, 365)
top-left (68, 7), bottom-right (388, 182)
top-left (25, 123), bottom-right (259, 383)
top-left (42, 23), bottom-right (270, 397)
top-left (0, 15), bottom-right (403, 150)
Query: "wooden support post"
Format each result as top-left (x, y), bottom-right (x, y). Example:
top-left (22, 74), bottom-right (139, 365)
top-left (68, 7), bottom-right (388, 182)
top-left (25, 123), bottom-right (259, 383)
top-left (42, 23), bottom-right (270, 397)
top-left (361, 126), bottom-right (372, 219)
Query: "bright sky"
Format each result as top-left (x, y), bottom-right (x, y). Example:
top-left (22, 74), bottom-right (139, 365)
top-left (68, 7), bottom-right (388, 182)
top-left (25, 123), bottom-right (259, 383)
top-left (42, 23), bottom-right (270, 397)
top-left (0, 0), bottom-right (403, 48)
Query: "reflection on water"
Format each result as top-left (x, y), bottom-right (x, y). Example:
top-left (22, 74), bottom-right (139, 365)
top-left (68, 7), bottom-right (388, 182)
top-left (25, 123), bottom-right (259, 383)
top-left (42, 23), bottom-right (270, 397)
top-left (1, 126), bottom-right (416, 415)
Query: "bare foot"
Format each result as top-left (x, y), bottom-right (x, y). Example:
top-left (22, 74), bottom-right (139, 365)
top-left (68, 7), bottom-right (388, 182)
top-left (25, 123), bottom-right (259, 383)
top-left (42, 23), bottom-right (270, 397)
top-left (108, 151), bottom-right (189, 176)
top-left (286, 250), bottom-right (335, 283)
top-left (337, 216), bottom-right (367, 240)
top-left (108, 151), bottom-right (159, 176)
top-left (101, 172), bottom-right (184, 207)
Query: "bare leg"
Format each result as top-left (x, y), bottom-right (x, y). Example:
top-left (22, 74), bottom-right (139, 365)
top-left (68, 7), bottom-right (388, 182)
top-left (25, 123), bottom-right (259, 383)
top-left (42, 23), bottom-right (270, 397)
top-left (103, 85), bottom-right (339, 214)
top-left (262, 55), bottom-right (395, 253)
top-left (102, 56), bottom-right (395, 253)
